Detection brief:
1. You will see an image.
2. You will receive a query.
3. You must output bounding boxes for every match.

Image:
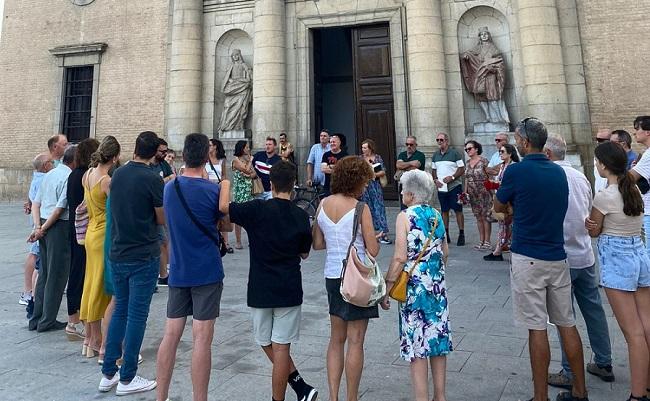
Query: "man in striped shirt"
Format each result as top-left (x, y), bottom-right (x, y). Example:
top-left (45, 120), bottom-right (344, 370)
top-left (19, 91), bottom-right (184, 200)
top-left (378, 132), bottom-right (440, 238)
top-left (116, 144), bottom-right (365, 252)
top-left (253, 136), bottom-right (282, 200)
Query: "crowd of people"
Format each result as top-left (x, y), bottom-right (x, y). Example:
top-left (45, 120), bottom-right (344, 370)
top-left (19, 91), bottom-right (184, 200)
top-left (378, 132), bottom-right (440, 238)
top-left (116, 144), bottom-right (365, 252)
top-left (16, 115), bottom-right (650, 401)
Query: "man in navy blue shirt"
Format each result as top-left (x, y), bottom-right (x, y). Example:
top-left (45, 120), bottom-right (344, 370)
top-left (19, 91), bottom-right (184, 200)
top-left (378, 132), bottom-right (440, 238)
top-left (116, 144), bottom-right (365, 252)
top-left (494, 118), bottom-right (589, 401)
top-left (156, 133), bottom-right (227, 401)
top-left (253, 136), bottom-right (282, 200)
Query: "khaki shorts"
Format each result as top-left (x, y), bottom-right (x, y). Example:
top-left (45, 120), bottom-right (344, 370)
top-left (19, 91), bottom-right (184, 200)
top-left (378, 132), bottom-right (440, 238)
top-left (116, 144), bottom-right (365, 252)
top-left (510, 253), bottom-right (575, 330)
top-left (251, 305), bottom-right (301, 346)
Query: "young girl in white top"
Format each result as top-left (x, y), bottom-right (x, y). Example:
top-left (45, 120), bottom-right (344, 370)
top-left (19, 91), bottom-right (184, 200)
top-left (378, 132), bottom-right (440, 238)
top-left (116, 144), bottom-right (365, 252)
top-left (587, 141), bottom-right (650, 401)
top-left (207, 139), bottom-right (233, 253)
top-left (312, 156), bottom-right (380, 401)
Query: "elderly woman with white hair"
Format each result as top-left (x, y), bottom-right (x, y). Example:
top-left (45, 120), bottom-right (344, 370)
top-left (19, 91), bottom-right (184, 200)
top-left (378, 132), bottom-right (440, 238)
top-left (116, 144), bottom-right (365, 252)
top-left (382, 169), bottom-right (452, 401)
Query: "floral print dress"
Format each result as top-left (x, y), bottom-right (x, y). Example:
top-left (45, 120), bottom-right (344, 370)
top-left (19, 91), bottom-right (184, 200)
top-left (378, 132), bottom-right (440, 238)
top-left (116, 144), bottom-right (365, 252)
top-left (232, 157), bottom-right (254, 203)
top-left (399, 204), bottom-right (452, 361)
top-left (465, 156), bottom-right (493, 219)
top-left (360, 154), bottom-right (389, 234)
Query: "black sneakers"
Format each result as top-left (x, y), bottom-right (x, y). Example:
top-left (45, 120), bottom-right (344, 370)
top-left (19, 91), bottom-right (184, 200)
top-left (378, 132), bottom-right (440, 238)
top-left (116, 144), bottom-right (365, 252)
top-left (483, 253), bottom-right (504, 261)
top-left (298, 385), bottom-right (318, 401)
top-left (456, 232), bottom-right (465, 246)
top-left (157, 276), bottom-right (169, 286)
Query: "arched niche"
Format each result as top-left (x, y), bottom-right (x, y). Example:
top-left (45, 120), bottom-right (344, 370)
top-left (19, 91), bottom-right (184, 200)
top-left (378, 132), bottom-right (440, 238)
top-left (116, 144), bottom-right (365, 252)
top-left (213, 29), bottom-right (253, 135)
top-left (457, 6), bottom-right (516, 134)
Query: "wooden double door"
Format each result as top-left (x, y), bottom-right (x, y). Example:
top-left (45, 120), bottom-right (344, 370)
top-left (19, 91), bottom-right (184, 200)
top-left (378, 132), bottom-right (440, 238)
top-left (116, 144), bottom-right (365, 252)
top-left (313, 23), bottom-right (398, 200)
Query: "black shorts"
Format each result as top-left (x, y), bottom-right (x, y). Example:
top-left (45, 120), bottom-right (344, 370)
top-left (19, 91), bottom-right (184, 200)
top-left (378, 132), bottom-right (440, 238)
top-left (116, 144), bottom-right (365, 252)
top-left (437, 185), bottom-right (463, 212)
top-left (167, 282), bottom-right (223, 321)
top-left (326, 278), bottom-right (378, 321)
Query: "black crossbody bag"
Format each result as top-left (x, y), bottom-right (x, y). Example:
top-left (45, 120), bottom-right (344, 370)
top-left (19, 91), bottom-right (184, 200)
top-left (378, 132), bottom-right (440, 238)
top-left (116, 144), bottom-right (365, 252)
top-left (173, 178), bottom-right (228, 257)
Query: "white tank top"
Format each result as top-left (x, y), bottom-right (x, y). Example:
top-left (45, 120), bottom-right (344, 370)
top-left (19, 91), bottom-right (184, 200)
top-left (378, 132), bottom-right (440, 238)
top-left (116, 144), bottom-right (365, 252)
top-left (205, 159), bottom-right (224, 182)
top-left (317, 204), bottom-right (366, 279)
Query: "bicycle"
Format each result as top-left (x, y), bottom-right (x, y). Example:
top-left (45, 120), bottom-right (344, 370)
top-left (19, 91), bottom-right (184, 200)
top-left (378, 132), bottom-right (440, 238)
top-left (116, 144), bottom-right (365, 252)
top-left (292, 184), bottom-right (323, 221)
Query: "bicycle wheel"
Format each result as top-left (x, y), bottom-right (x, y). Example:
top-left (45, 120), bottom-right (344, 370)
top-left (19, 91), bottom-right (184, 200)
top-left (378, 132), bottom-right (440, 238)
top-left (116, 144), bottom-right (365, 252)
top-left (294, 199), bottom-right (316, 219)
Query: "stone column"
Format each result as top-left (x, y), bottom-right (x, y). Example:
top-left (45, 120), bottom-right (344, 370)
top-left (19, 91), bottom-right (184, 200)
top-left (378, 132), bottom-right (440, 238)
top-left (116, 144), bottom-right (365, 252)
top-left (517, 0), bottom-right (571, 137)
top-left (166, 0), bottom-right (203, 150)
top-left (405, 0), bottom-right (448, 150)
top-left (252, 0), bottom-right (286, 149)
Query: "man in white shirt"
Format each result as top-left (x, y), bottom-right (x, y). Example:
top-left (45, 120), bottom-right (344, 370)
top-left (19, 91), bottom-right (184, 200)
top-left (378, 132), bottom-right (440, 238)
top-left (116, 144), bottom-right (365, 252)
top-left (487, 132), bottom-right (509, 170)
top-left (544, 134), bottom-right (614, 389)
top-left (593, 129), bottom-right (611, 193)
top-left (629, 116), bottom-right (650, 251)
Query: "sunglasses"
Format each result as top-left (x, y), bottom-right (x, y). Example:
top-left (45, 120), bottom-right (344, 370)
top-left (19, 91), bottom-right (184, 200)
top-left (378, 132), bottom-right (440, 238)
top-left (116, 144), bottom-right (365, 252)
top-left (495, 138), bottom-right (505, 143)
top-left (436, 138), bottom-right (446, 143)
top-left (405, 143), bottom-right (416, 147)
top-left (499, 149), bottom-right (506, 154)
top-left (464, 147), bottom-right (474, 152)
top-left (595, 137), bottom-right (608, 143)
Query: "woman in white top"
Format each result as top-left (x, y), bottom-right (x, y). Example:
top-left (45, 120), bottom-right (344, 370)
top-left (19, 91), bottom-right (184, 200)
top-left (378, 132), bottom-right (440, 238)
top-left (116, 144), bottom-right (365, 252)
top-left (587, 141), bottom-right (650, 401)
top-left (206, 139), bottom-right (233, 253)
top-left (312, 156), bottom-right (380, 401)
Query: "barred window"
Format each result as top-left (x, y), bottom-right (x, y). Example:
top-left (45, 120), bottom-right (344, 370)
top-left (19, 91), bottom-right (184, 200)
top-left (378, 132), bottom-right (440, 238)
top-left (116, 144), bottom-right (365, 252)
top-left (62, 66), bottom-right (93, 143)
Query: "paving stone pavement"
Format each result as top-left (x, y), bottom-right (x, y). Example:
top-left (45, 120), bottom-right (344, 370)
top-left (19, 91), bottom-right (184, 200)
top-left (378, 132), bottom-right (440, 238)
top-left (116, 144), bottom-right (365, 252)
top-left (0, 202), bottom-right (632, 401)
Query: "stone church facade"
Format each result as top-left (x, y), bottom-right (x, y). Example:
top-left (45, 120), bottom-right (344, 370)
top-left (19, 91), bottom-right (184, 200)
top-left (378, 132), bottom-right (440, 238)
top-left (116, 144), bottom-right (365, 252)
top-left (0, 0), bottom-right (648, 198)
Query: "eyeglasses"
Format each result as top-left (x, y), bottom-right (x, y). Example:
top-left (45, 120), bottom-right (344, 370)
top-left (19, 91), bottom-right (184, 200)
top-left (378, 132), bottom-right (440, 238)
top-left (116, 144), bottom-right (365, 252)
top-left (436, 138), bottom-right (445, 143)
top-left (518, 117), bottom-right (540, 140)
top-left (464, 147), bottom-right (474, 152)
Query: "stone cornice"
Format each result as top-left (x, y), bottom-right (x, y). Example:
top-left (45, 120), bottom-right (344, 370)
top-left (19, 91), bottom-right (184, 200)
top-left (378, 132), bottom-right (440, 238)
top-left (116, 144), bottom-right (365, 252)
top-left (49, 42), bottom-right (107, 57)
top-left (204, 0), bottom-right (254, 13)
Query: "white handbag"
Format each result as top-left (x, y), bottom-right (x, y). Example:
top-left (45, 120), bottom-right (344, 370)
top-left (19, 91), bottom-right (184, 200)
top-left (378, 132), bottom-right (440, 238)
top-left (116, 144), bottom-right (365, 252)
top-left (339, 202), bottom-right (386, 307)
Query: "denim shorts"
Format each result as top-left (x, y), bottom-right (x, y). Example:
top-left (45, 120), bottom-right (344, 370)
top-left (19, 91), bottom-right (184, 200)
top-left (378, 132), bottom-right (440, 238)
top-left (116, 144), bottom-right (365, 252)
top-left (598, 235), bottom-right (650, 291)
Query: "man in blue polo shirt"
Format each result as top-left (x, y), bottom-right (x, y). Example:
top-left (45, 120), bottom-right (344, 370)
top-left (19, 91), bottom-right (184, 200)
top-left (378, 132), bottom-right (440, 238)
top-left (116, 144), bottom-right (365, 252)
top-left (494, 118), bottom-right (589, 401)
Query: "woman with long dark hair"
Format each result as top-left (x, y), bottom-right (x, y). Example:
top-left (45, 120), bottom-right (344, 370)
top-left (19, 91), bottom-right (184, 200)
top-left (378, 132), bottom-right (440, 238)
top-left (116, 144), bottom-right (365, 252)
top-left (206, 139), bottom-right (233, 252)
top-left (463, 140), bottom-right (493, 250)
top-left (66, 138), bottom-right (99, 339)
top-left (484, 143), bottom-right (519, 261)
top-left (587, 141), bottom-right (650, 401)
top-left (231, 140), bottom-right (255, 249)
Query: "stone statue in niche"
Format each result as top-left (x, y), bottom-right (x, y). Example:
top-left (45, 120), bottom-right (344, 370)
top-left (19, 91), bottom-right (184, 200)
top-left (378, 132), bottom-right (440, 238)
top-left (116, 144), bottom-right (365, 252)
top-left (217, 49), bottom-right (252, 134)
top-left (460, 27), bottom-right (510, 125)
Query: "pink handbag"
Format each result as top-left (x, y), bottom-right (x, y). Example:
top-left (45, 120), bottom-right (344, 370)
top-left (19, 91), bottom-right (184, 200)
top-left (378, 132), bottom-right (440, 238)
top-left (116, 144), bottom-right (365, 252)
top-left (339, 202), bottom-right (386, 307)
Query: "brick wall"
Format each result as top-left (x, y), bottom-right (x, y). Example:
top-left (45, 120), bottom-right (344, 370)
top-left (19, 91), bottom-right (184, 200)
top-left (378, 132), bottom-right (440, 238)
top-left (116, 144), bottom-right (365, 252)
top-left (0, 0), bottom-right (170, 171)
top-left (577, 0), bottom-right (650, 135)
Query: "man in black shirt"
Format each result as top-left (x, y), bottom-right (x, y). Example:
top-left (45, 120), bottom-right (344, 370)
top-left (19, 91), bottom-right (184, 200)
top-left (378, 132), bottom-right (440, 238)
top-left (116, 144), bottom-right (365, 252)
top-left (99, 131), bottom-right (163, 396)
top-left (219, 161), bottom-right (318, 401)
top-left (320, 133), bottom-right (348, 196)
top-left (150, 138), bottom-right (175, 286)
top-left (253, 136), bottom-right (282, 200)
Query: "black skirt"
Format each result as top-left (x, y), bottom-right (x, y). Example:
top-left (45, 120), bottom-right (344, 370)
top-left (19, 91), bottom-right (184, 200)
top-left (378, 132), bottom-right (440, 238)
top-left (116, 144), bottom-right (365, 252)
top-left (326, 278), bottom-right (379, 321)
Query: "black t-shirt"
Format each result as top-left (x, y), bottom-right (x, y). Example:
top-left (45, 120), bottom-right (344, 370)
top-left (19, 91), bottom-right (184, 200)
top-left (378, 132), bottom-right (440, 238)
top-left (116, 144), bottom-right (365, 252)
top-left (321, 150), bottom-right (348, 192)
top-left (150, 160), bottom-right (174, 179)
top-left (110, 162), bottom-right (164, 262)
top-left (229, 198), bottom-right (312, 308)
top-left (252, 151), bottom-right (281, 191)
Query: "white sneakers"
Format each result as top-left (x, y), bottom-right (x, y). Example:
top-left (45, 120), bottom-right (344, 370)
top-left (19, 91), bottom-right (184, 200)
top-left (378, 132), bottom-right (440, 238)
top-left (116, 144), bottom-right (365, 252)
top-left (98, 373), bottom-right (157, 396)
top-left (115, 375), bottom-right (157, 396)
top-left (98, 372), bottom-right (120, 392)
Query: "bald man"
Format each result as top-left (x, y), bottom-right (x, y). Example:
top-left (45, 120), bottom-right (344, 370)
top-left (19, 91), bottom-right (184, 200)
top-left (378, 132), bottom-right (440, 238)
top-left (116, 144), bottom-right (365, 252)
top-left (47, 134), bottom-right (68, 166)
top-left (21, 153), bottom-right (54, 309)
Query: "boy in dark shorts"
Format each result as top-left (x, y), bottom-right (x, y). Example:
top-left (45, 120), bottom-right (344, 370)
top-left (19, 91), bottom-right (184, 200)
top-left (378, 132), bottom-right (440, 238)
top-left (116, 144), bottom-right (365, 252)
top-left (219, 160), bottom-right (318, 401)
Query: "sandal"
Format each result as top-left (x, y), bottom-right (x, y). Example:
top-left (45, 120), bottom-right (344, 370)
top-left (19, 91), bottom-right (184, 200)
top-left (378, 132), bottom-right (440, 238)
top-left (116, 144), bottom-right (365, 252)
top-left (226, 246), bottom-right (234, 254)
top-left (480, 242), bottom-right (492, 251)
top-left (234, 243), bottom-right (243, 250)
top-left (473, 243), bottom-right (484, 250)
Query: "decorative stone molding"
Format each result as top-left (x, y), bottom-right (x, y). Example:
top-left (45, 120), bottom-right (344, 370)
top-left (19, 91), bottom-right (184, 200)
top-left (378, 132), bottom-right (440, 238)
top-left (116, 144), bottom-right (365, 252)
top-left (48, 42), bottom-right (107, 66)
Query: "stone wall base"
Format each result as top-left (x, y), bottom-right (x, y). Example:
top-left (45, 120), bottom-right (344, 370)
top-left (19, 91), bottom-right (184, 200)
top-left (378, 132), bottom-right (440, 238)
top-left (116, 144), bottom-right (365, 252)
top-left (0, 168), bottom-right (32, 201)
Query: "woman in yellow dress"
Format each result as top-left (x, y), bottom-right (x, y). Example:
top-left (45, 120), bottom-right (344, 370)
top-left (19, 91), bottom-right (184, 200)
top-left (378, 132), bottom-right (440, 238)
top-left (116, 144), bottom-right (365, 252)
top-left (80, 136), bottom-right (120, 359)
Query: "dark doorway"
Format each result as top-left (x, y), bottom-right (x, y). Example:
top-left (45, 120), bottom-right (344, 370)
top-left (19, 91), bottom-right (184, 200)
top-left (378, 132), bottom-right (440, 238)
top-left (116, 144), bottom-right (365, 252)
top-left (312, 24), bottom-right (398, 199)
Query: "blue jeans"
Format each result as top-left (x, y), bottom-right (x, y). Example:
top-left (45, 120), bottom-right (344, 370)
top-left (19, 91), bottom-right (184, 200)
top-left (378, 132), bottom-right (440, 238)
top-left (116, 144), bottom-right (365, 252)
top-left (558, 265), bottom-right (612, 377)
top-left (643, 216), bottom-right (650, 256)
top-left (102, 257), bottom-right (159, 382)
